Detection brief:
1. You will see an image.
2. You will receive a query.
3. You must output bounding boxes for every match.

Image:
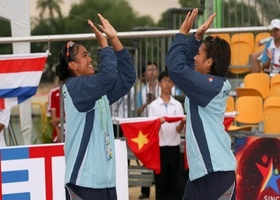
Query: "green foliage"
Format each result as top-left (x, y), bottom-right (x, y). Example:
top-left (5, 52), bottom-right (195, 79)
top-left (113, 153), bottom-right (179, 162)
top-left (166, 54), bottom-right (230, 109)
top-left (256, 0), bottom-right (280, 21)
top-left (31, 0), bottom-right (155, 82)
top-left (223, 0), bottom-right (261, 27)
top-left (157, 11), bottom-right (169, 28)
top-left (32, 116), bottom-right (53, 144)
top-left (0, 18), bottom-right (12, 54)
top-left (157, 0), bottom-right (202, 29)
top-left (37, 0), bottom-right (63, 20)
top-left (65, 0), bottom-right (155, 33)
top-left (179, 0), bottom-right (200, 8)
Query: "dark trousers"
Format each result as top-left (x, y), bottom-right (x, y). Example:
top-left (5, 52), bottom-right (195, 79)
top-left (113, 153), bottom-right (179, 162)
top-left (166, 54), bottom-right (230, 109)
top-left (141, 186), bottom-right (150, 196)
top-left (182, 171), bottom-right (236, 200)
top-left (113, 124), bottom-right (124, 138)
top-left (155, 146), bottom-right (180, 200)
top-left (65, 183), bottom-right (117, 200)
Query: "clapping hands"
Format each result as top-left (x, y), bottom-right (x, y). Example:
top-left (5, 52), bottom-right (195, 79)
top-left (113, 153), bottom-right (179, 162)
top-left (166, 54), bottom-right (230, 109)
top-left (88, 13), bottom-right (118, 48)
top-left (88, 13), bottom-right (123, 51)
top-left (179, 8), bottom-right (216, 41)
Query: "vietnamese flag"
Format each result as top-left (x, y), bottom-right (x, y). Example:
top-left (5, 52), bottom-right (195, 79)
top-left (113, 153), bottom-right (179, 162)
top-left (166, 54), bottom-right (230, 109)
top-left (164, 115), bottom-right (185, 123)
top-left (120, 118), bottom-right (161, 174)
top-left (223, 117), bottom-right (234, 131)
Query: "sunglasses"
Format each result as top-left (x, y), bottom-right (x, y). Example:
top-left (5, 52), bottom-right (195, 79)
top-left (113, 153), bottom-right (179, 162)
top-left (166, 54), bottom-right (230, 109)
top-left (66, 41), bottom-right (75, 62)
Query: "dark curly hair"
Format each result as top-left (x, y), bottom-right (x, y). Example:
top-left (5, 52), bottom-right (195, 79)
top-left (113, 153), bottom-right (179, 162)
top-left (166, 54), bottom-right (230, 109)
top-left (56, 42), bottom-right (81, 81)
top-left (203, 36), bottom-right (231, 77)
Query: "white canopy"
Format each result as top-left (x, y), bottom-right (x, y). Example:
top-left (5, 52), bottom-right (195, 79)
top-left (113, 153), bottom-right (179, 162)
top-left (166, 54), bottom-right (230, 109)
top-left (0, 0), bottom-right (32, 145)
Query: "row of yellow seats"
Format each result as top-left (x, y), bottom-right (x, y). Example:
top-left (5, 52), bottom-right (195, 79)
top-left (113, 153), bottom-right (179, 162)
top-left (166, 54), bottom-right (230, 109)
top-left (235, 73), bottom-right (280, 99)
top-left (31, 101), bottom-right (49, 119)
top-left (210, 32), bottom-right (271, 74)
top-left (226, 95), bottom-right (280, 134)
top-left (211, 32), bottom-right (270, 52)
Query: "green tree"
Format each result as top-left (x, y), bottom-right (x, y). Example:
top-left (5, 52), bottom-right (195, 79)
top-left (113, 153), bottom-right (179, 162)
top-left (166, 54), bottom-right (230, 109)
top-left (0, 18), bottom-right (12, 54)
top-left (31, 0), bottom-right (155, 82)
top-left (37, 0), bottom-right (63, 20)
top-left (66, 0), bottom-right (154, 33)
top-left (157, 0), bottom-right (262, 29)
top-left (223, 0), bottom-right (261, 27)
top-left (179, 0), bottom-right (200, 8)
top-left (157, 0), bottom-right (201, 29)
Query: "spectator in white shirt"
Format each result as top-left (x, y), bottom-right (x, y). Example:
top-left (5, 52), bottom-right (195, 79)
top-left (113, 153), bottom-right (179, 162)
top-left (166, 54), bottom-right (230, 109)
top-left (148, 71), bottom-right (185, 200)
top-left (0, 109), bottom-right (11, 147)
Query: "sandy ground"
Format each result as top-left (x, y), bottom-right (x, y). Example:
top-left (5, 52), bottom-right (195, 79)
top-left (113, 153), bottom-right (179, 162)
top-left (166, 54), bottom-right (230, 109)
top-left (129, 186), bottom-right (155, 200)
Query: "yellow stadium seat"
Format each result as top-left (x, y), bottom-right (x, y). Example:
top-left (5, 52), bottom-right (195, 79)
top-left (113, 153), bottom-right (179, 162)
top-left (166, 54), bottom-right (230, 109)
top-left (225, 96), bottom-right (235, 112)
top-left (234, 73), bottom-right (270, 99)
top-left (270, 74), bottom-right (280, 86)
top-left (31, 102), bottom-right (45, 118)
top-left (235, 88), bottom-right (262, 98)
top-left (244, 73), bottom-right (270, 99)
top-left (269, 74), bottom-right (280, 97)
top-left (254, 32), bottom-right (271, 53)
top-left (238, 73), bottom-right (270, 99)
top-left (269, 85), bottom-right (280, 97)
top-left (228, 96), bottom-right (263, 132)
top-left (44, 101), bottom-right (50, 117)
top-left (229, 33), bottom-right (254, 74)
top-left (210, 33), bottom-right (231, 44)
top-left (263, 96), bottom-right (280, 134)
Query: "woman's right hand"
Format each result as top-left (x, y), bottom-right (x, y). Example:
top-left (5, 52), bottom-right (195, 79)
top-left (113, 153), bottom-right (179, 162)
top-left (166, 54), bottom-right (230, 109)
top-left (179, 8), bottom-right (198, 35)
top-left (88, 19), bottom-right (108, 48)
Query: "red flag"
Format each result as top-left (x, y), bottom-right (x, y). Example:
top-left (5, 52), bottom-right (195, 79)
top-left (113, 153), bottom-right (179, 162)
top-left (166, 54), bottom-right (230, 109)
top-left (223, 111), bottom-right (237, 131)
top-left (121, 118), bottom-right (161, 174)
top-left (223, 117), bottom-right (234, 131)
top-left (164, 115), bottom-right (184, 123)
top-left (184, 139), bottom-right (189, 170)
top-left (0, 98), bottom-right (4, 110)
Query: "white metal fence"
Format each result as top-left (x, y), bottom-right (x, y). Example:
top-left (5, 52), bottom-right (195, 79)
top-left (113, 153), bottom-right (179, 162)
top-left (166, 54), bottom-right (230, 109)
top-left (0, 25), bottom-right (270, 143)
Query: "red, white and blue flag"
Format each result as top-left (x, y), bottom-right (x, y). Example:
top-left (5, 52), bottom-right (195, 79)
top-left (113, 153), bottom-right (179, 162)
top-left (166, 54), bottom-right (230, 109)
top-left (0, 52), bottom-right (48, 110)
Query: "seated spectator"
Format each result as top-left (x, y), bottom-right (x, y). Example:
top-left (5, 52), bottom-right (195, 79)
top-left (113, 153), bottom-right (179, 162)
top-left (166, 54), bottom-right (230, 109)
top-left (261, 19), bottom-right (280, 76)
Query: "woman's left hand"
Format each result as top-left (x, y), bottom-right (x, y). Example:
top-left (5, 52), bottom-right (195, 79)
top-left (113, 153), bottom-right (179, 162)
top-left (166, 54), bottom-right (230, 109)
top-left (95, 13), bottom-right (123, 51)
top-left (96, 13), bottom-right (118, 40)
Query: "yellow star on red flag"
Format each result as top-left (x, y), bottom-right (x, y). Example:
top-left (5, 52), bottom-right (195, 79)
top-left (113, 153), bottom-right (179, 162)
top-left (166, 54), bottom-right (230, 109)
top-left (131, 130), bottom-right (149, 150)
top-left (121, 118), bottom-right (161, 173)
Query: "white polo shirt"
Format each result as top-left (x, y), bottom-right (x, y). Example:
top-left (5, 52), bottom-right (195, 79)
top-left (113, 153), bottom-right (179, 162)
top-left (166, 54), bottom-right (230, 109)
top-left (261, 40), bottom-right (280, 76)
top-left (148, 96), bottom-right (184, 146)
top-left (0, 109), bottom-right (11, 147)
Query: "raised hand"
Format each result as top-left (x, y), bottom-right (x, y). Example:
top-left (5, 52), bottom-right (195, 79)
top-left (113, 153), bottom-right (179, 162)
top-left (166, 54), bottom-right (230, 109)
top-left (96, 13), bottom-right (118, 40)
top-left (89, 13), bottom-right (123, 51)
top-left (98, 13), bottom-right (123, 51)
top-left (195, 13), bottom-right (216, 40)
top-left (88, 19), bottom-right (108, 48)
top-left (179, 8), bottom-right (199, 35)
